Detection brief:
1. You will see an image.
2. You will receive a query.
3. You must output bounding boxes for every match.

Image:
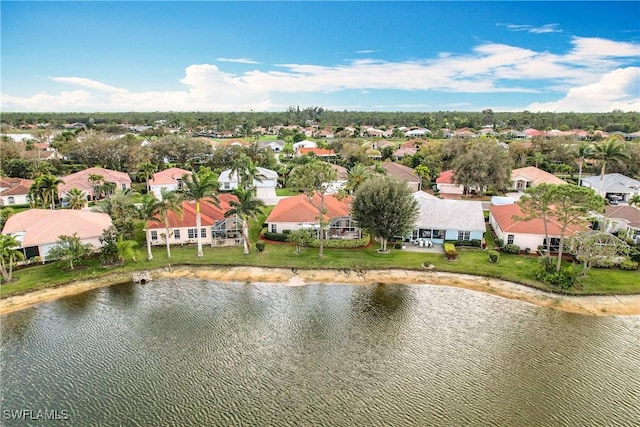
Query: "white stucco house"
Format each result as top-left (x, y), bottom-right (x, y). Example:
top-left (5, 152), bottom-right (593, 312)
top-left (435, 170), bottom-right (464, 195)
top-left (218, 167), bottom-right (278, 204)
top-left (581, 173), bottom-right (640, 202)
top-left (0, 177), bottom-right (33, 206)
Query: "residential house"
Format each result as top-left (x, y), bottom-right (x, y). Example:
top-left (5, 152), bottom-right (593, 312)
top-left (218, 166), bottom-right (278, 204)
top-left (0, 177), bottom-right (34, 206)
top-left (410, 191), bottom-right (485, 244)
top-left (511, 166), bottom-right (566, 192)
top-left (325, 164), bottom-right (348, 194)
top-left (149, 167), bottom-right (192, 200)
top-left (258, 139), bottom-right (285, 152)
top-left (489, 203), bottom-right (587, 252)
top-left (265, 193), bottom-right (360, 239)
top-left (377, 162), bottom-right (421, 192)
top-left (2, 209), bottom-right (112, 259)
top-left (59, 167), bottom-right (132, 201)
top-left (435, 170), bottom-right (464, 195)
top-left (145, 195), bottom-right (243, 248)
top-left (404, 128), bottom-right (431, 137)
top-left (296, 147), bottom-right (337, 161)
top-left (593, 205), bottom-right (640, 244)
top-left (580, 173), bottom-right (640, 202)
top-left (292, 140), bottom-right (317, 152)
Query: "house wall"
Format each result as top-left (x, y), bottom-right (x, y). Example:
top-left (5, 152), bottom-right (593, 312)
top-left (0, 194), bottom-right (30, 206)
top-left (146, 226), bottom-right (242, 247)
top-left (40, 236), bottom-right (102, 260)
top-left (436, 183), bottom-right (464, 195)
top-left (150, 184), bottom-right (179, 199)
top-left (444, 229), bottom-right (484, 241)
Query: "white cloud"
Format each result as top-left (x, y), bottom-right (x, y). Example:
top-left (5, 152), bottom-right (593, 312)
top-left (501, 23), bottom-right (562, 34)
top-left (2, 36), bottom-right (639, 112)
top-left (216, 57), bottom-right (261, 64)
top-left (526, 67), bottom-right (640, 112)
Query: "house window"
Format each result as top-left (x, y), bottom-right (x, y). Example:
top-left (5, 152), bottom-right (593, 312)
top-left (507, 234), bottom-right (514, 245)
top-left (7, 196), bottom-right (15, 205)
top-left (543, 238), bottom-right (561, 252)
top-left (201, 228), bottom-right (207, 238)
top-left (458, 231), bottom-right (471, 241)
top-left (121, 183), bottom-right (126, 190)
top-left (177, 178), bottom-right (183, 189)
top-left (271, 224), bottom-right (277, 233)
top-left (174, 230), bottom-right (181, 239)
top-left (151, 231), bottom-right (158, 241)
top-left (188, 228), bottom-right (197, 239)
top-left (224, 183), bottom-right (230, 190)
top-left (432, 230), bottom-right (445, 240)
top-left (419, 229), bottom-right (432, 239)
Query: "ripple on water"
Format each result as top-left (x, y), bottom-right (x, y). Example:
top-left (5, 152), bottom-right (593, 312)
top-left (1, 278), bottom-right (639, 426)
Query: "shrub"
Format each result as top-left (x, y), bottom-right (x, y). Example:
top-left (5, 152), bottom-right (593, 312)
top-left (495, 238), bottom-right (504, 248)
top-left (593, 258), bottom-right (614, 269)
top-left (502, 244), bottom-right (521, 254)
top-left (488, 250), bottom-right (500, 264)
top-left (444, 243), bottom-right (458, 260)
top-left (620, 258), bottom-right (639, 270)
top-left (309, 234), bottom-right (370, 249)
top-left (255, 241), bottom-right (265, 252)
top-left (262, 232), bottom-right (289, 242)
top-left (453, 239), bottom-right (481, 247)
top-left (536, 259), bottom-right (577, 289)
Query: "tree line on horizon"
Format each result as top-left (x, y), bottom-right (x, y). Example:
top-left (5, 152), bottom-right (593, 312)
top-left (3, 109), bottom-right (640, 133)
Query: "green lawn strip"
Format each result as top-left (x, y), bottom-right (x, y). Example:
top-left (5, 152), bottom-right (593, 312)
top-left (2, 242), bottom-right (638, 298)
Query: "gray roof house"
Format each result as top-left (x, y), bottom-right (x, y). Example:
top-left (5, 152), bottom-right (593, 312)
top-left (581, 173), bottom-right (640, 201)
top-left (409, 191), bottom-right (485, 243)
top-left (258, 139), bottom-right (285, 152)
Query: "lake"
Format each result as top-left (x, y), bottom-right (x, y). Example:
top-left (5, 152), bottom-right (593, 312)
top-left (1, 278), bottom-right (639, 426)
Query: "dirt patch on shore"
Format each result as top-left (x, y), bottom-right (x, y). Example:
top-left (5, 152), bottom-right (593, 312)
top-left (2, 266), bottom-right (639, 316)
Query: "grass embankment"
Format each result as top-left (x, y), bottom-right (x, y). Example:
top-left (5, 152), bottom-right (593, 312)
top-left (1, 208), bottom-right (638, 298)
top-left (2, 242), bottom-right (638, 298)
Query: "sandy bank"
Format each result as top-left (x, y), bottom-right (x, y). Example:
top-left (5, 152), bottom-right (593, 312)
top-left (2, 266), bottom-right (639, 316)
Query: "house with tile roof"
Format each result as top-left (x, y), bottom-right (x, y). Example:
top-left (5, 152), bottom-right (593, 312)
top-left (592, 205), bottom-right (640, 244)
top-left (295, 147), bottom-right (337, 160)
top-left (145, 194), bottom-right (243, 248)
top-left (511, 166), bottom-right (566, 192)
top-left (59, 167), bottom-right (131, 201)
top-left (489, 203), bottom-right (588, 252)
top-left (0, 177), bottom-right (34, 206)
top-left (580, 173), bottom-right (640, 202)
top-left (265, 193), bottom-right (360, 239)
top-left (435, 170), bottom-right (464, 195)
top-left (325, 164), bottom-right (348, 194)
top-left (149, 167), bottom-right (192, 200)
top-left (2, 209), bottom-right (113, 260)
top-left (377, 162), bottom-right (421, 192)
top-left (410, 191), bottom-right (485, 244)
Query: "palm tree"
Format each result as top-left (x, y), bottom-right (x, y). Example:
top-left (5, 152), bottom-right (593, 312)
top-left (88, 173), bottom-right (104, 200)
top-left (64, 188), bottom-right (87, 210)
top-left (137, 194), bottom-right (162, 261)
top-left (0, 234), bottom-right (25, 283)
top-left (137, 162), bottom-right (157, 194)
top-left (93, 188), bottom-right (139, 220)
top-left (32, 174), bottom-right (64, 209)
top-left (116, 237), bottom-right (138, 266)
top-left (177, 170), bottom-right (220, 257)
top-left (593, 137), bottom-right (628, 196)
top-left (224, 188), bottom-right (265, 255)
top-left (345, 162), bottom-right (370, 194)
top-left (574, 143), bottom-right (593, 186)
top-left (629, 194), bottom-right (640, 208)
top-left (156, 189), bottom-right (183, 258)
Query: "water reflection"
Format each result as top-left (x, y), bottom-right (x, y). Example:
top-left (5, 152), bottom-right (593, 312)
top-left (1, 278), bottom-right (639, 426)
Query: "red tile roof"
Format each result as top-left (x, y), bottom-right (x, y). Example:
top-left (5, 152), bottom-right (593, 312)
top-left (150, 167), bottom-right (192, 186)
top-left (490, 203), bottom-right (587, 236)
top-left (0, 177), bottom-right (33, 196)
top-left (266, 193), bottom-right (351, 223)
top-left (297, 147), bottom-right (336, 157)
top-left (146, 194), bottom-right (238, 229)
top-left (436, 170), bottom-right (456, 184)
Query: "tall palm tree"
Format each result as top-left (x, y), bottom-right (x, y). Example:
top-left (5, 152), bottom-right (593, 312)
top-left (32, 174), bottom-right (64, 209)
top-left (574, 143), bottom-right (593, 186)
top-left (88, 174), bottom-right (104, 200)
top-left (177, 170), bottom-right (220, 257)
top-left (629, 194), bottom-right (640, 208)
top-left (0, 234), bottom-right (24, 283)
top-left (224, 188), bottom-right (265, 255)
top-left (137, 193), bottom-right (162, 261)
top-left (64, 188), bottom-right (87, 210)
top-left (156, 188), bottom-right (183, 258)
top-left (593, 137), bottom-right (628, 195)
top-left (137, 162), bottom-right (157, 194)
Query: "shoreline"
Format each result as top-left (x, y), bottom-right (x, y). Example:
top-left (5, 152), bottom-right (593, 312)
top-left (1, 266), bottom-right (639, 316)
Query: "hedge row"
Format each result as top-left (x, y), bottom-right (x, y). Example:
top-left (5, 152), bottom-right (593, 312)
top-left (262, 231), bottom-right (370, 248)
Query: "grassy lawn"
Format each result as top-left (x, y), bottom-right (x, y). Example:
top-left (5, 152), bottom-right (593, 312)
top-left (275, 188), bottom-right (299, 197)
top-left (1, 211), bottom-right (638, 298)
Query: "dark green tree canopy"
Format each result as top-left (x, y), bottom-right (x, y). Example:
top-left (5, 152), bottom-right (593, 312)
top-left (351, 175), bottom-right (419, 252)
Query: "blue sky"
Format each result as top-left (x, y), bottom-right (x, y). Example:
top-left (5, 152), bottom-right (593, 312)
top-left (1, 1), bottom-right (639, 113)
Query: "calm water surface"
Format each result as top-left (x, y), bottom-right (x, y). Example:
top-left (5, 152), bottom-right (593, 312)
top-left (1, 278), bottom-right (639, 426)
